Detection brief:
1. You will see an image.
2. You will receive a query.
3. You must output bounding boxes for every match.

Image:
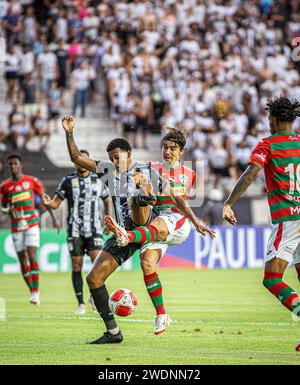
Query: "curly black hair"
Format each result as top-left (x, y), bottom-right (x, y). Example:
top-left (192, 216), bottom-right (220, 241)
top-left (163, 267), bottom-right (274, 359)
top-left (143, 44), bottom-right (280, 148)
top-left (106, 138), bottom-right (132, 152)
top-left (162, 126), bottom-right (186, 150)
top-left (265, 96), bottom-right (300, 122)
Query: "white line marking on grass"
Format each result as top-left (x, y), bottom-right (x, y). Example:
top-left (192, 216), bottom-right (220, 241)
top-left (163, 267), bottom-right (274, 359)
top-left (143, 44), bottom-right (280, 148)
top-left (7, 314), bottom-right (300, 327)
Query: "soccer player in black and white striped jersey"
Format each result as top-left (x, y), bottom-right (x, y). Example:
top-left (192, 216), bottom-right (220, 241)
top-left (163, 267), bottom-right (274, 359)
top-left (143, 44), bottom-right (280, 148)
top-left (41, 150), bottom-right (112, 314)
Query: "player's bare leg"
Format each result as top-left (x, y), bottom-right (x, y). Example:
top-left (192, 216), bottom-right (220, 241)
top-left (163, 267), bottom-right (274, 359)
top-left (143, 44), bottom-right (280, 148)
top-left (263, 257), bottom-right (300, 351)
top-left (26, 246), bottom-right (40, 304)
top-left (140, 248), bottom-right (171, 335)
top-left (87, 249), bottom-right (101, 312)
top-left (130, 198), bottom-right (152, 226)
top-left (71, 256), bottom-right (86, 314)
top-left (86, 250), bottom-right (123, 344)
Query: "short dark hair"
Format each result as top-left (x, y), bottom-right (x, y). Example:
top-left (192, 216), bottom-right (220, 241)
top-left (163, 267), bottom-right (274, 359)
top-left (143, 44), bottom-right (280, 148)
top-left (106, 138), bottom-right (132, 152)
top-left (7, 153), bottom-right (22, 163)
top-left (265, 96), bottom-right (300, 122)
top-left (162, 126), bottom-right (186, 150)
top-left (80, 149), bottom-right (90, 157)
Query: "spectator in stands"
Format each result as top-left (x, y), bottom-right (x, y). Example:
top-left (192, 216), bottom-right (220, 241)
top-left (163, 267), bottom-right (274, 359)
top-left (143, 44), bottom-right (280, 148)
top-left (47, 80), bottom-right (62, 133)
top-left (30, 109), bottom-right (51, 150)
top-left (17, 43), bottom-right (34, 101)
top-left (37, 45), bottom-right (59, 102)
top-left (8, 103), bottom-right (30, 149)
top-left (2, 4), bottom-right (21, 46)
top-left (21, 72), bottom-right (38, 118)
top-left (4, 45), bottom-right (19, 101)
top-left (71, 61), bottom-right (90, 118)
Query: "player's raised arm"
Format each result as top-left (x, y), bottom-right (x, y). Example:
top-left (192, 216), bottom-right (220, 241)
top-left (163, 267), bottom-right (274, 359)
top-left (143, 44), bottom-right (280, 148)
top-left (223, 163), bottom-right (261, 225)
top-left (62, 115), bottom-right (97, 172)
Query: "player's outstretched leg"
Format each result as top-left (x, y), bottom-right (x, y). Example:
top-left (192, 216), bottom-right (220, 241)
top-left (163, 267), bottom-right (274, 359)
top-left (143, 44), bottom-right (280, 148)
top-left (105, 216), bottom-right (165, 248)
top-left (140, 249), bottom-right (171, 335)
top-left (86, 250), bottom-right (123, 344)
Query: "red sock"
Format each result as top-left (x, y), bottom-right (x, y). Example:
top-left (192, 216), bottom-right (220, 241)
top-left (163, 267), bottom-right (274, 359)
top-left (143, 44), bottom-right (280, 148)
top-left (30, 261), bottom-right (40, 293)
top-left (21, 264), bottom-right (33, 292)
top-left (127, 225), bottom-right (159, 244)
top-left (263, 271), bottom-right (300, 314)
top-left (144, 272), bottom-right (165, 315)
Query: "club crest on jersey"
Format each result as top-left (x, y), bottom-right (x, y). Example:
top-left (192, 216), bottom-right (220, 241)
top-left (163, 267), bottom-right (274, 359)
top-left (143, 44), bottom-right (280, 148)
top-left (179, 175), bottom-right (188, 184)
top-left (22, 181), bottom-right (30, 190)
top-left (72, 179), bottom-right (79, 188)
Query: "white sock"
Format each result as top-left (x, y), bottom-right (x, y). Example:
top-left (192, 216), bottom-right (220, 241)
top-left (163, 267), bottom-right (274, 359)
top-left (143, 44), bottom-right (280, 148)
top-left (108, 327), bottom-right (120, 335)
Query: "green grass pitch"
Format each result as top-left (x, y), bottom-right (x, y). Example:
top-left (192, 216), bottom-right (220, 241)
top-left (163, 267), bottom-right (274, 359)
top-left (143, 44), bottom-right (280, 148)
top-left (1, 268), bottom-right (300, 365)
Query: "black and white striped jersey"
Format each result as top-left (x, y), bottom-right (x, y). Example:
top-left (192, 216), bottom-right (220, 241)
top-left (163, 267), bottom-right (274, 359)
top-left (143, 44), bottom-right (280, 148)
top-left (55, 172), bottom-right (109, 238)
top-left (95, 160), bottom-right (167, 230)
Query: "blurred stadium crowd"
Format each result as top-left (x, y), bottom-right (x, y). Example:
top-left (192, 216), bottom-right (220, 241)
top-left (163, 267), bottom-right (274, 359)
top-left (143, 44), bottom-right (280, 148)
top-left (0, 0), bottom-right (300, 206)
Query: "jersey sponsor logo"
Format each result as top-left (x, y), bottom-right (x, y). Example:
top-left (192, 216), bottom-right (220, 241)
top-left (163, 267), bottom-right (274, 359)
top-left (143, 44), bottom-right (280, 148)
top-left (72, 179), bottom-right (79, 188)
top-left (284, 194), bottom-right (300, 202)
top-left (147, 282), bottom-right (159, 290)
top-left (11, 191), bottom-right (31, 203)
top-left (172, 186), bottom-right (187, 195)
top-left (15, 185), bottom-right (22, 192)
top-left (289, 136), bottom-right (299, 141)
top-left (22, 181), bottom-right (30, 190)
top-left (291, 207), bottom-right (300, 215)
top-left (254, 152), bottom-right (266, 162)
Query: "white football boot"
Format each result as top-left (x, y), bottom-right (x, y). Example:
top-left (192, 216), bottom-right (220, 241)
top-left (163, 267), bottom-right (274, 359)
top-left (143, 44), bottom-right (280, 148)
top-left (104, 216), bottom-right (129, 247)
top-left (75, 303), bottom-right (86, 315)
top-left (154, 314), bottom-right (172, 335)
top-left (30, 291), bottom-right (40, 305)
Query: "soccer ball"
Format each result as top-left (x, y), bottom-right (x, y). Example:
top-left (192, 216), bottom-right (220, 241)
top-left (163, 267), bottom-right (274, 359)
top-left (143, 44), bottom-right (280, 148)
top-left (109, 288), bottom-right (137, 316)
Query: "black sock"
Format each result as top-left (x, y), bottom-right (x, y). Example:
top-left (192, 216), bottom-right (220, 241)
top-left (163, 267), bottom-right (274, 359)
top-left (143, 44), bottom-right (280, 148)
top-left (72, 271), bottom-right (84, 305)
top-left (90, 285), bottom-right (118, 331)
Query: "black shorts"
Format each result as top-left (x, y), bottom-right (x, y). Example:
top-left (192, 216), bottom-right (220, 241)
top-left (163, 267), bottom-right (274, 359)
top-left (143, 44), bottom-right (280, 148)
top-left (123, 123), bottom-right (136, 133)
top-left (67, 235), bottom-right (104, 257)
top-left (136, 116), bottom-right (149, 132)
top-left (5, 71), bottom-right (17, 80)
top-left (103, 211), bottom-right (157, 266)
top-left (102, 237), bottom-right (141, 266)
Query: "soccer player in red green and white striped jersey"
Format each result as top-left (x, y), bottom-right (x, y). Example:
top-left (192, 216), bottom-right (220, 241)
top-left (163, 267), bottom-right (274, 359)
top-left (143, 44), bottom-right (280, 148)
top-left (223, 97), bottom-right (300, 351)
top-left (0, 154), bottom-right (59, 305)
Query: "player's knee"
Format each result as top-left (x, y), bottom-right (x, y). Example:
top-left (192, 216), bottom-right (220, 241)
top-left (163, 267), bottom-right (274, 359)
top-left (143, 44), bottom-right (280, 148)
top-left (72, 261), bottom-right (82, 272)
top-left (140, 257), bottom-right (156, 274)
top-left (86, 271), bottom-right (104, 289)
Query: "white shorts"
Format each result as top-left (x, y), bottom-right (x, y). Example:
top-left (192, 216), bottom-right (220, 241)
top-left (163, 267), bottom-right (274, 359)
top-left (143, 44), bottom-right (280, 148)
top-left (12, 225), bottom-right (40, 253)
top-left (141, 211), bottom-right (191, 258)
top-left (266, 220), bottom-right (300, 265)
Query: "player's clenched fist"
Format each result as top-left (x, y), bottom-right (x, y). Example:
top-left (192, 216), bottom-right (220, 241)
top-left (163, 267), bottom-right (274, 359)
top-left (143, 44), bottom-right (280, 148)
top-left (62, 115), bottom-right (75, 134)
top-left (41, 193), bottom-right (52, 206)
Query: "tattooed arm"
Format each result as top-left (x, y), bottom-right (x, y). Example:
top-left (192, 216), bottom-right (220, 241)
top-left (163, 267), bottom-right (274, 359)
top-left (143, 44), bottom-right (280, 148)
top-left (223, 163), bottom-right (261, 225)
top-left (62, 115), bottom-right (97, 172)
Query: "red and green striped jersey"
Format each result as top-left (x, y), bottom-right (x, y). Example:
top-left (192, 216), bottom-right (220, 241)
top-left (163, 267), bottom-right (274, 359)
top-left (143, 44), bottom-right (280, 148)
top-left (149, 161), bottom-right (196, 213)
top-left (0, 175), bottom-right (44, 232)
top-left (249, 131), bottom-right (300, 224)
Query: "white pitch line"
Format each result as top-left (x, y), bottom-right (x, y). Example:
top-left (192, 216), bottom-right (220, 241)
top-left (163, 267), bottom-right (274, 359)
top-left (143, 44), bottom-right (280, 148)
top-left (7, 314), bottom-right (300, 327)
